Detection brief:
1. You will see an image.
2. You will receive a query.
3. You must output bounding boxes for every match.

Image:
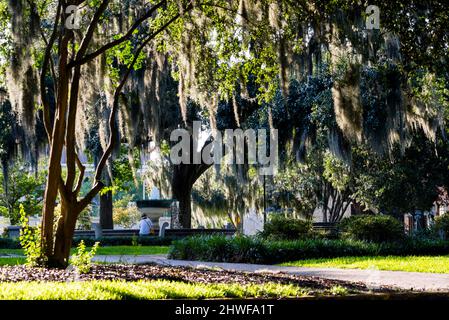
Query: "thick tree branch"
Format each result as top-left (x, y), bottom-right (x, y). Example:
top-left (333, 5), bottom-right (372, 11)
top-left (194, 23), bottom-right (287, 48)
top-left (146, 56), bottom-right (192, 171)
top-left (40, 1), bottom-right (62, 141)
top-left (65, 66), bottom-right (81, 190)
top-left (58, 177), bottom-right (69, 207)
top-left (75, 0), bottom-right (110, 60)
top-left (74, 153), bottom-right (85, 196)
top-left (78, 181), bottom-right (104, 211)
top-left (68, 0), bottom-right (166, 67)
top-left (66, 1), bottom-right (110, 190)
top-left (78, 8), bottom-right (188, 212)
top-left (38, 23), bottom-right (58, 99)
top-left (94, 11), bottom-right (183, 182)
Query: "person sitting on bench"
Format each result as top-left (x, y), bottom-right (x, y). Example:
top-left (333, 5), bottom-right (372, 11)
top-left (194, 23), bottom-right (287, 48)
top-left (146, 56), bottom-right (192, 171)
top-left (139, 214), bottom-right (153, 236)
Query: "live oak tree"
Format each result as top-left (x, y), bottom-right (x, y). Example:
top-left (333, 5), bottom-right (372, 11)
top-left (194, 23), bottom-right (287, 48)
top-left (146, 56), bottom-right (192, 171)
top-left (146, 94), bottom-right (261, 228)
top-left (156, 0), bottom-right (448, 227)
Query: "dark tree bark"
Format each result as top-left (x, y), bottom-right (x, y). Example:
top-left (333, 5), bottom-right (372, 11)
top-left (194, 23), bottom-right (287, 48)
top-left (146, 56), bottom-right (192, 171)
top-left (100, 173), bottom-right (114, 229)
top-left (171, 163), bottom-right (211, 228)
top-left (95, 151), bottom-right (114, 230)
top-left (168, 93), bottom-right (259, 228)
top-left (172, 179), bottom-right (193, 228)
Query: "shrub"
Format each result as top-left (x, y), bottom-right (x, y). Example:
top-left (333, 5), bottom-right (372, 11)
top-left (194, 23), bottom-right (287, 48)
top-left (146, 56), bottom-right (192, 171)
top-left (169, 235), bottom-right (375, 264)
top-left (258, 215), bottom-right (313, 240)
top-left (113, 206), bottom-right (140, 229)
top-left (410, 228), bottom-right (439, 241)
top-left (339, 214), bottom-right (404, 243)
top-left (170, 235), bottom-right (265, 263)
top-left (70, 240), bottom-right (99, 274)
top-left (169, 235), bottom-right (449, 265)
top-left (434, 213), bottom-right (449, 239)
top-left (18, 204), bottom-right (46, 267)
top-left (76, 206), bottom-right (92, 230)
top-left (0, 237), bottom-right (21, 248)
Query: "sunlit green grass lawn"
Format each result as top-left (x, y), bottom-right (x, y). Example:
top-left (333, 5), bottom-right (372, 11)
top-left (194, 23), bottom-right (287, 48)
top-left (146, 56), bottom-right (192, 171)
top-left (0, 280), bottom-right (310, 300)
top-left (0, 257), bottom-right (26, 266)
top-left (0, 245), bottom-right (169, 257)
top-left (280, 255), bottom-right (449, 273)
top-left (89, 245), bottom-right (170, 256)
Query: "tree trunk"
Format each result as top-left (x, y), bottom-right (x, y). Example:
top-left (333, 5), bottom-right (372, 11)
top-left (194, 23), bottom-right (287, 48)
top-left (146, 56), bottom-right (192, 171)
top-left (41, 29), bottom-right (72, 258)
top-left (171, 165), bottom-right (193, 228)
top-left (173, 182), bottom-right (193, 229)
top-left (171, 162), bottom-right (212, 229)
top-left (48, 200), bottom-right (79, 268)
top-left (97, 154), bottom-right (114, 230)
top-left (100, 174), bottom-right (114, 229)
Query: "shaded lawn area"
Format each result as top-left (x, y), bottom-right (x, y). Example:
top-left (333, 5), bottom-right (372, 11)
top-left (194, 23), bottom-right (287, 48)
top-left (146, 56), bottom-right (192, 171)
top-left (0, 245), bottom-right (170, 257)
top-left (0, 280), bottom-right (311, 300)
top-left (280, 255), bottom-right (449, 273)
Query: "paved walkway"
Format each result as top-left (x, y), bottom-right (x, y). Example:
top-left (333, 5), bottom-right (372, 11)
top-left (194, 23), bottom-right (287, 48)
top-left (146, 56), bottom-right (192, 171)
top-left (92, 255), bottom-right (449, 292)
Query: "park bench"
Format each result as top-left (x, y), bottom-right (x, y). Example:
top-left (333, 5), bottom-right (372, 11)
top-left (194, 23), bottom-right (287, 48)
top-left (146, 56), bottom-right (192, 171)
top-left (312, 222), bottom-right (339, 235)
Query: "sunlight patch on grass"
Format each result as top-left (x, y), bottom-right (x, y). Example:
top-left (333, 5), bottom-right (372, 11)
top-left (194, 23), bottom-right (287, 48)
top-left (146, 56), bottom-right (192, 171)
top-left (94, 246), bottom-right (169, 256)
top-left (0, 280), bottom-right (308, 300)
top-left (280, 255), bottom-right (449, 273)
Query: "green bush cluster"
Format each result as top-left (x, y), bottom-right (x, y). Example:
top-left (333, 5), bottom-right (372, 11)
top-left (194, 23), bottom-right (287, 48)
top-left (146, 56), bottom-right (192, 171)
top-left (258, 215), bottom-right (313, 240)
top-left (70, 240), bottom-right (99, 274)
top-left (434, 214), bottom-right (449, 239)
top-left (169, 235), bottom-right (269, 264)
top-left (0, 238), bottom-right (21, 249)
top-left (257, 214), bottom-right (406, 243)
top-left (19, 204), bottom-right (46, 267)
top-left (339, 215), bottom-right (404, 243)
top-left (169, 235), bottom-right (449, 265)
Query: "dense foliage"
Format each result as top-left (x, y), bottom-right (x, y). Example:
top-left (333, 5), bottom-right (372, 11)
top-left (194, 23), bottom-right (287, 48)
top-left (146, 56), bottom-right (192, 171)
top-left (434, 214), bottom-right (449, 240)
top-left (0, 161), bottom-right (45, 225)
top-left (258, 214), bottom-right (312, 240)
top-left (0, 0), bottom-right (447, 268)
top-left (339, 215), bottom-right (404, 243)
top-left (169, 235), bottom-right (449, 264)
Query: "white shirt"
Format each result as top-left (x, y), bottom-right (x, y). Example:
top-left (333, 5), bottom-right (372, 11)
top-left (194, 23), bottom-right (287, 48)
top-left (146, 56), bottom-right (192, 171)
top-left (139, 218), bottom-right (153, 235)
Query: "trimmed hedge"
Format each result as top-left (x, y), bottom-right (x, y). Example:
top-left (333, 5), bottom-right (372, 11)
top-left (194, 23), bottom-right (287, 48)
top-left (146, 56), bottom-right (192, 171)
top-left (339, 215), bottom-right (404, 243)
top-left (0, 236), bottom-right (174, 249)
top-left (258, 215), bottom-right (312, 240)
top-left (0, 238), bottom-right (21, 249)
top-left (72, 236), bottom-right (174, 247)
top-left (168, 235), bottom-right (449, 264)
